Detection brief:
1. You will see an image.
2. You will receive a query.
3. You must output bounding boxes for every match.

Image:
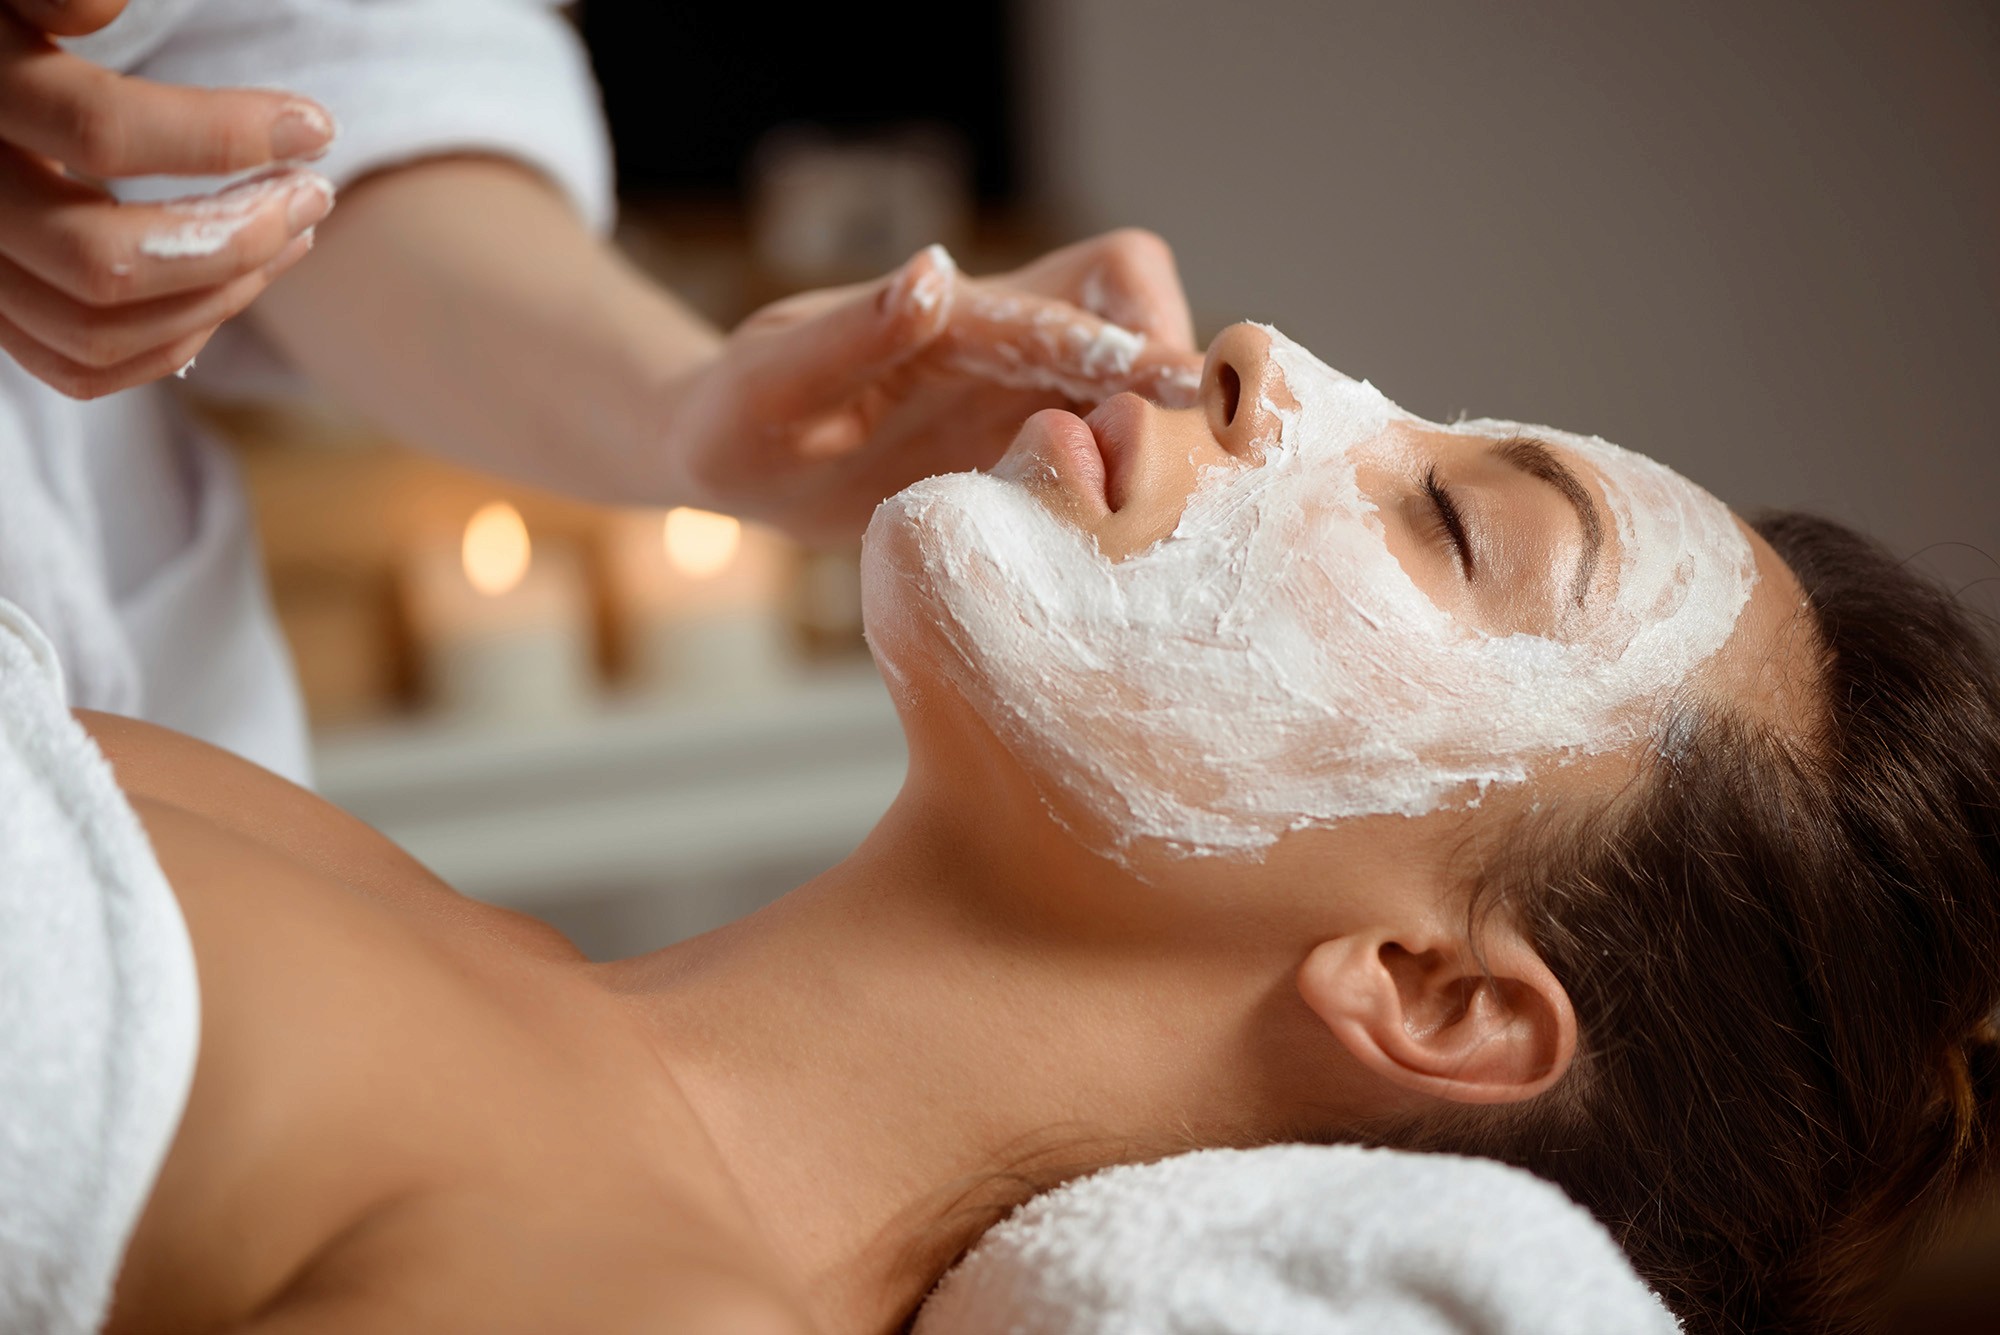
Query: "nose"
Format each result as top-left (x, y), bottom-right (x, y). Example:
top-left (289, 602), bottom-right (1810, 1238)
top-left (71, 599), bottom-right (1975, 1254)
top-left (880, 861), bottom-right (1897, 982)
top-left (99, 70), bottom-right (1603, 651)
top-left (1200, 323), bottom-right (1285, 461)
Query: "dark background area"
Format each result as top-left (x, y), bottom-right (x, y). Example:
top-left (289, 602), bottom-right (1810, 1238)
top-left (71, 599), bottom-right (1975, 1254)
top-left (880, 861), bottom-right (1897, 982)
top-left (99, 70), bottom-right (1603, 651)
top-left (579, 1), bottom-right (1019, 204)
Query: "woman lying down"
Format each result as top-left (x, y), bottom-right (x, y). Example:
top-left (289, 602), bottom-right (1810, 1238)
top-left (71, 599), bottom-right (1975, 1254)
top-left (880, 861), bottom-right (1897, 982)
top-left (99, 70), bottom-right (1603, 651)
top-left (4, 323), bottom-right (1999, 1335)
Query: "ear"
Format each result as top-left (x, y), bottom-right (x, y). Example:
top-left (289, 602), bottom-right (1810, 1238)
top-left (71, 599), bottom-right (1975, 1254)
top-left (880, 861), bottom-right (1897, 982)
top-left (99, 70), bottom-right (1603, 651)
top-left (1296, 926), bottom-right (1576, 1106)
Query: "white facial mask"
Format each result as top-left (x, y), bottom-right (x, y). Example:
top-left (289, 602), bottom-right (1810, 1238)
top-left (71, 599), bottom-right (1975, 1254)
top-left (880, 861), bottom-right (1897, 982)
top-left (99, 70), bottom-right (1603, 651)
top-left (865, 327), bottom-right (1756, 861)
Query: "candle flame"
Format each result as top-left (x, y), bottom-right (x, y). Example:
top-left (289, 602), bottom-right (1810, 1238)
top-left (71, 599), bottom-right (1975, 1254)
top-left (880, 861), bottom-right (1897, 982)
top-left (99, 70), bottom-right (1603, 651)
top-left (463, 501), bottom-right (531, 596)
top-left (663, 508), bottom-right (742, 579)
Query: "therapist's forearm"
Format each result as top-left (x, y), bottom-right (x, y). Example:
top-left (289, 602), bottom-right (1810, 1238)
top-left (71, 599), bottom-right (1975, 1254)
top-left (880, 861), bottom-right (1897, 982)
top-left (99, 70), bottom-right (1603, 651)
top-left (250, 157), bottom-right (720, 504)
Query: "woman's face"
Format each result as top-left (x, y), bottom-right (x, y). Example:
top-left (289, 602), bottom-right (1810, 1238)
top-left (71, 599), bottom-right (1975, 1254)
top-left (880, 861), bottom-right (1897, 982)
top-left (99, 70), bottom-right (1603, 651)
top-left (862, 324), bottom-right (1776, 872)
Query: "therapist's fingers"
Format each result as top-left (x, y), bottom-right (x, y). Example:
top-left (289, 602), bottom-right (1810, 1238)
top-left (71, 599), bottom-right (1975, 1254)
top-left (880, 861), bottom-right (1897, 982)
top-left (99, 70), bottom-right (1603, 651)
top-left (0, 17), bottom-right (333, 177)
top-left (0, 302), bottom-right (214, 399)
top-left (736, 244), bottom-right (957, 420)
top-left (0, 228), bottom-right (309, 379)
top-left (944, 285), bottom-right (1204, 408)
top-left (0, 149), bottom-right (332, 305)
top-left (1001, 228), bottom-right (1198, 351)
top-left (2, 0), bottom-right (129, 39)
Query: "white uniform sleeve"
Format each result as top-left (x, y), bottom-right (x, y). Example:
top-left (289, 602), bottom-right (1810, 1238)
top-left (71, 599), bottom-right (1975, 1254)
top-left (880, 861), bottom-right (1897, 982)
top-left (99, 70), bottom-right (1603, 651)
top-left (105, 0), bottom-right (615, 396)
top-left (115, 0), bottom-right (614, 233)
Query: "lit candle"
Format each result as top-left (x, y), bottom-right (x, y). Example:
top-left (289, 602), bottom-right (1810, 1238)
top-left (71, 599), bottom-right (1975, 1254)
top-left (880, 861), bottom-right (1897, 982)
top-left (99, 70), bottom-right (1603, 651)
top-left (605, 507), bottom-right (795, 698)
top-left (404, 501), bottom-right (594, 723)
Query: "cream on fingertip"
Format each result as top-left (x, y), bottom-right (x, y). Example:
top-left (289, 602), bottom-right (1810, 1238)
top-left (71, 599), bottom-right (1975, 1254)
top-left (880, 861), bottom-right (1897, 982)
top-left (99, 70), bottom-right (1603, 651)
top-left (882, 244), bottom-right (958, 324)
top-left (285, 176), bottom-right (334, 233)
top-left (946, 288), bottom-right (1152, 404)
top-left (138, 170), bottom-right (332, 261)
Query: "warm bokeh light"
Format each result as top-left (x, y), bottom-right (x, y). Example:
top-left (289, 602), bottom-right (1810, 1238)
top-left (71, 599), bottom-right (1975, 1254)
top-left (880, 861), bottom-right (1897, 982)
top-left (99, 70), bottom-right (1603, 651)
top-left (462, 501), bottom-right (531, 597)
top-left (663, 507), bottom-right (742, 579)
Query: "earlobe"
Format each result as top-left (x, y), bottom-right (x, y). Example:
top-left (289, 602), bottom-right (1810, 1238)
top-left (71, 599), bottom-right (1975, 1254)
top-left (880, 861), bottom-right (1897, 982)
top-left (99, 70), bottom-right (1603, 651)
top-left (1297, 929), bottom-right (1576, 1107)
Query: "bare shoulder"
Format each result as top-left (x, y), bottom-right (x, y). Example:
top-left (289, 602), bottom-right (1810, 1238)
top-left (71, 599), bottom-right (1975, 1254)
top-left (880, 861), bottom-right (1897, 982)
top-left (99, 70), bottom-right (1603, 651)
top-left (244, 1188), bottom-right (818, 1335)
top-left (84, 719), bottom-right (792, 1335)
top-left (76, 707), bottom-right (580, 959)
top-left (77, 708), bottom-right (448, 904)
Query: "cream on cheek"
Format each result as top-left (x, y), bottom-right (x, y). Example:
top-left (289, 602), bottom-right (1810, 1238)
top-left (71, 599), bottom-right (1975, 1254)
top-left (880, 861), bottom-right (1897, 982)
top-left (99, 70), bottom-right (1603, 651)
top-left (863, 327), bottom-right (1757, 863)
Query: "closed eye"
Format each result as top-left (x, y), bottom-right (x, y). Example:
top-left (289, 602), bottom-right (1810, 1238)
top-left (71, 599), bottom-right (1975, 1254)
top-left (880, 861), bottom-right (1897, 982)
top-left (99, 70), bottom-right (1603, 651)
top-left (1422, 465), bottom-right (1474, 577)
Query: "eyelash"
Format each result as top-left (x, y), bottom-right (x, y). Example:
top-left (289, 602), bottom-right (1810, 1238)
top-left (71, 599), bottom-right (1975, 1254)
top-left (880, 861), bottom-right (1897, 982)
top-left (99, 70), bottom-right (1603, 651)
top-left (1422, 465), bottom-right (1474, 577)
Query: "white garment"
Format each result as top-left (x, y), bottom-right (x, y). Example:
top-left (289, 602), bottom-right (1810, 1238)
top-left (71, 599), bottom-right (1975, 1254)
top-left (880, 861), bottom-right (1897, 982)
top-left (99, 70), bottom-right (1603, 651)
top-left (0, 598), bottom-right (202, 1335)
top-left (0, 0), bottom-right (613, 784)
top-left (915, 1144), bottom-right (1679, 1335)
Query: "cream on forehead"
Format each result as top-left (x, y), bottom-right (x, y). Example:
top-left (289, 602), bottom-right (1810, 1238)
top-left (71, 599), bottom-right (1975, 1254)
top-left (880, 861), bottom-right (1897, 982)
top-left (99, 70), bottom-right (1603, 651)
top-left (865, 327), bottom-right (1757, 861)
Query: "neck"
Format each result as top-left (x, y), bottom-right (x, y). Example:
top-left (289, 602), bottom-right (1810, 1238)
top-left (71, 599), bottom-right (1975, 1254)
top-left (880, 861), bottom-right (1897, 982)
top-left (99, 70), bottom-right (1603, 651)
top-left (598, 784), bottom-right (1355, 1335)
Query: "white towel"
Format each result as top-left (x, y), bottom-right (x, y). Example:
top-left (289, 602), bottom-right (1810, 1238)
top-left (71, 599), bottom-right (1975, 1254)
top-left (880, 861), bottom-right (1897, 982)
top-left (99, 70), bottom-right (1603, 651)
top-left (915, 1144), bottom-right (1678, 1335)
top-left (0, 599), bottom-right (202, 1335)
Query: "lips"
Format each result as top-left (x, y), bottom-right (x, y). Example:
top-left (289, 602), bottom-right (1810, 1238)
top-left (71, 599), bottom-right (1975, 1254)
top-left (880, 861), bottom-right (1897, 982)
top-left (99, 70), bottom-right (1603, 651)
top-left (994, 391), bottom-right (1150, 515)
top-left (1084, 393), bottom-right (1147, 512)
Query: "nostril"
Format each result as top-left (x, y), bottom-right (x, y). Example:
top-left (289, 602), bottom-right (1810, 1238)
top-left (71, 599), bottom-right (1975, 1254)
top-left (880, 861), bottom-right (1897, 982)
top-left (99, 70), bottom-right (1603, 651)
top-left (1217, 363), bottom-right (1241, 428)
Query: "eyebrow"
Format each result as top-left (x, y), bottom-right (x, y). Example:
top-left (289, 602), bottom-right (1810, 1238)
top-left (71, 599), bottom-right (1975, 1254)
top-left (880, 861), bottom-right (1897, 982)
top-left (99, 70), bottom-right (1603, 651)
top-left (1492, 435), bottom-right (1604, 607)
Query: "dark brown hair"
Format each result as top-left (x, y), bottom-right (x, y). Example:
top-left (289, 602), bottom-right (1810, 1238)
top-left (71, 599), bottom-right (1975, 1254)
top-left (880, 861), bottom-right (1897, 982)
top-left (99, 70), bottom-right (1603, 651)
top-left (1401, 512), bottom-right (2000, 1333)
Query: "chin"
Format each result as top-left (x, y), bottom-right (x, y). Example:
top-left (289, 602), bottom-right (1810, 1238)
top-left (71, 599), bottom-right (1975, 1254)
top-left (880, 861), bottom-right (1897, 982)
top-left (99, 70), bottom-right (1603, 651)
top-left (858, 486), bottom-right (956, 709)
top-left (859, 480), bottom-right (1097, 843)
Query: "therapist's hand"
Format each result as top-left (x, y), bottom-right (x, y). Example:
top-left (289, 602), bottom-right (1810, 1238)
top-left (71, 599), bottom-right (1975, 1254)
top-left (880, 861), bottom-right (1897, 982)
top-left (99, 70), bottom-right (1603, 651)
top-left (0, 0), bottom-right (335, 399)
top-left (664, 231), bottom-right (1205, 545)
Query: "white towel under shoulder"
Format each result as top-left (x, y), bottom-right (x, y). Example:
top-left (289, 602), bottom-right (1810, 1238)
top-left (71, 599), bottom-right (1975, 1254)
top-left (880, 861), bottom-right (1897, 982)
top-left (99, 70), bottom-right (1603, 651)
top-left (0, 599), bottom-right (201, 1335)
top-left (916, 1143), bottom-right (1678, 1335)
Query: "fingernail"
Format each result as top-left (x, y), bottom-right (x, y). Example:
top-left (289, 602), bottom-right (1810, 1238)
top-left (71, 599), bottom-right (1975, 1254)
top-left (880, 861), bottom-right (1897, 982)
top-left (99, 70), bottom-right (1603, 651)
top-left (285, 177), bottom-right (334, 233)
top-left (270, 103), bottom-right (336, 161)
top-left (266, 230), bottom-right (314, 275)
top-left (881, 243), bottom-right (957, 318)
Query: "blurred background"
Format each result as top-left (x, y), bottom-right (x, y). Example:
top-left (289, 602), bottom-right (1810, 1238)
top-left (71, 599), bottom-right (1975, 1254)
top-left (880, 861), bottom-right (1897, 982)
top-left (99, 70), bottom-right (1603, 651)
top-left (200, 0), bottom-right (2000, 959)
